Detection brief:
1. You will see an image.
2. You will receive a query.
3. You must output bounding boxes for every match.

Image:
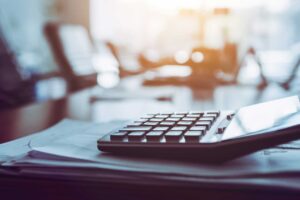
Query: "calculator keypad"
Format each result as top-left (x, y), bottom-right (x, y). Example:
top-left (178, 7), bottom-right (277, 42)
top-left (109, 111), bottom-right (228, 143)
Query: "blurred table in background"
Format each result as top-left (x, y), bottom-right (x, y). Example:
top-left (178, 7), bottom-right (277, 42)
top-left (0, 74), bottom-right (299, 144)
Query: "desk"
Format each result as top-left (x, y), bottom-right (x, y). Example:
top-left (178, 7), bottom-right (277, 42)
top-left (0, 80), bottom-right (294, 143)
top-left (0, 88), bottom-right (92, 143)
top-left (0, 81), bottom-right (299, 199)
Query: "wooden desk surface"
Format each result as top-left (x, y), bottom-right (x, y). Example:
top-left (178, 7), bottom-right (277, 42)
top-left (0, 88), bottom-right (92, 143)
top-left (0, 82), bottom-right (295, 143)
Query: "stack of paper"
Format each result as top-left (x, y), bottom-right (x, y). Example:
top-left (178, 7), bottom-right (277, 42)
top-left (1, 119), bottom-right (300, 190)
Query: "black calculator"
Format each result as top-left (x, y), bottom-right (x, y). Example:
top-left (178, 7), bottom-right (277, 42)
top-left (98, 96), bottom-right (300, 162)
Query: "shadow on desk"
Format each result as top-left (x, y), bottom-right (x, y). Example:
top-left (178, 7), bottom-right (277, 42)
top-left (1, 174), bottom-right (300, 200)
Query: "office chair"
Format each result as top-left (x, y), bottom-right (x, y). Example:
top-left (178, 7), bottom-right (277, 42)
top-left (0, 27), bottom-right (35, 110)
top-left (234, 47), bottom-right (268, 90)
top-left (281, 55), bottom-right (300, 90)
top-left (44, 22), bottom-right (99, 91)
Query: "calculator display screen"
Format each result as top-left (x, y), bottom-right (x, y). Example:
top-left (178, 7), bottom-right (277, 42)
top-left (222, 96), bottom-right (300, 141)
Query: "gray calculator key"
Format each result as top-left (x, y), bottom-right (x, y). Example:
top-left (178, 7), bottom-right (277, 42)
top-left (217, 119), bottom-right (231, 134)
top-left (171, 114), bottom-right (184, 118)
top-left (195, 121), bottom-right (211, 129)
top-left (146, 131), bottom-right (164, 141)
top-left (207, 111), bottom-right (220, 116)
top-left (226, 114), bottom-right (234, 120)
top-left (121, 126), bottom-right (152, 131)
top-left (189, 111), bottom-right (204, 115)
top-left (153, 127), bottom-right (169, 131)
top-left (182, 118), bottom-right (197, 121)
top-left (166, 118), bottom-right (181, 122)
top-left (177, 121), bottom-right (193, 125)
top-left (160, 122), bottom-right (175, 126)
top-left (128, 132), bottom-right (146, 142)
top-left (171, 126), bottom-right (188, 131)
top-left (144, 122), bottom-right (159, 126)
top-left (127, 122), bottom-right (143, 127)
top-left (184, 131), bottom-right (202, 142)
top-left (217, 127), bottom-right (226, 134)
top-left (165, 131), bottom-right (183, 142)
top-left (110, 132), bottom-right (128, 141)
top-left (150, 118), bottom-right (164, 122)
top-left (189, 126), bottom-right (207, 132)
top-left (201, 117), bottom-right (215, 122)
top-left (205, 114), bottom-right (217, 119)
top-left (186, 114), bottom-right (200, 118)
top-left (155, 115), bottom-right (169, 119)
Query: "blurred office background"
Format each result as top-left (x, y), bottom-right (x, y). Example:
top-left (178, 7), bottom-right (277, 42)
top-left (1, 0), bottom-right (300, 117)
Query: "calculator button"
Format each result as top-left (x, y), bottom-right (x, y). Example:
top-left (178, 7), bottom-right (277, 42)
top-left (226, 114), bottom-right (234, 120)
top-left (165, 131), bottom-right (183, 142)
top-left (166, 118), bottom-right (181, 122)
top-left (171, 126), bottom-right (188, 131)
top-left (200, 117), bottom-right (215, 123)
top-left (189, 126), bottom-right (207, 132)
top-left (146, 131), bottom-right (164, 142)
top-left (195, 121), bottom-right (211, 129)
top-left (144, 122), bottom-right (159, 126)
top-left (155, 115), bottom-right (169, 119)
top-left (217, 127), bottom-right (225, 134)
top-left (207, 111), bottom-right (220, 116)
top-left (184, 131), bottom-right (202, 142)
top-left (160, 122), bottom-right (176, 126)
top-left (198, 119), bottom-right (213, 124)
top-left (153, 127), bottom-right (169, 131)
top-left (110, 132), bottom-right (128, 141)
top-left (186, 114), bottom-right (200, 118)
top-left (171, 114), bottom-right (184, 118)
top-left (128, 132), bottom-right (146, 142)
top-left (217, 119), bottom-right (231, 134)
top-left (150, 118), bottom-right (164, 122)
top-left (121, 127), bottom-right (152, 131)
top-left (177, 121), bottom-right (193, 126)
top-left (127, 122), bottom-right (143, 127)
top-left (189, 111), bottom-right (204, 115)
top-left (203, 115), bottom-right (217, 120)
top-left (182, 118), bottom-right (197, 121)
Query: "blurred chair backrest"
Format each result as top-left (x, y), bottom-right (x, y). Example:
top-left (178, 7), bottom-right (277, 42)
top-left (44, 22), bottom-right (97, 91)
top-left (0, 27), bottom-right (35, 110)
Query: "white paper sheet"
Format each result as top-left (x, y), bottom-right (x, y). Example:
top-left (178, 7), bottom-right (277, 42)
top-left (2, 119), bottom-right (300, 189)
top-left (2, 119), bottom-right (300, 178)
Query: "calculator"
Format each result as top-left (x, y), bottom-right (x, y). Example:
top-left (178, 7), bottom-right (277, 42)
top-left (98, 96), bottom-right (300, 162)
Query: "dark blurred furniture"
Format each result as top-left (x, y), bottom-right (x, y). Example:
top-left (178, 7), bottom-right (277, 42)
top-left (0, 28), bottom-right (36, 110)
top-left (44, 22), bottom-right (99, 92)
top-left (142, 46), bottom-right (270, 90)
top-left (141, 44), bottom-right (239, 88)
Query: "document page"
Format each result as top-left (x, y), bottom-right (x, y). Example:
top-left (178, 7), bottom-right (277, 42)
top-left (1, 119), bottom-right (300, 189)
top-left (4, 120), bottom-right (300, 178)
